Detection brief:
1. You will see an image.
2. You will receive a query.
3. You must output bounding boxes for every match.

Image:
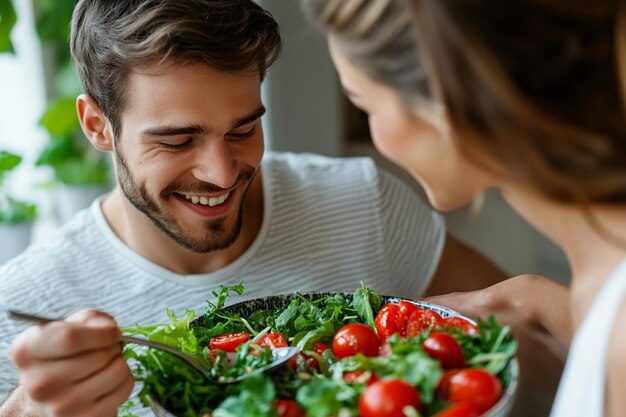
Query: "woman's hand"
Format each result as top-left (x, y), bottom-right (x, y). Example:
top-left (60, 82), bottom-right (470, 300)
top-left (425, 274), bottom-right (571, 396)
top-left (10, 309), bottom-right (134, 417)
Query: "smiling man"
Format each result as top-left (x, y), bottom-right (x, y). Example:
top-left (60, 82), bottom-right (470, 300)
top-left (93, 62), bottom-right (267, 273)
top-left (0, 1), bottom-right (505, 416)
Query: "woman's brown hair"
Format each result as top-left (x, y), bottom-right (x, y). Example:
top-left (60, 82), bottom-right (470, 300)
top-left (303, 0), bottom-right (626, 205)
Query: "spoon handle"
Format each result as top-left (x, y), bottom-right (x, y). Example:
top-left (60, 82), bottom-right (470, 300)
top-left (6, 309), bottom-right (210, 378)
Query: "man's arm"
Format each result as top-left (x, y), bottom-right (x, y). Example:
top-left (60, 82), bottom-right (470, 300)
top-left (426, 234), bottom-right (508, 296)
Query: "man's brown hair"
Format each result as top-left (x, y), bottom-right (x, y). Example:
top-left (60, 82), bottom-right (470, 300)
top-left (71, 0), bottom-right (282, 138)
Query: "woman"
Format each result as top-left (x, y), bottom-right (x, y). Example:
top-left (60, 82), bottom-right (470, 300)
top-left (301, 1), bottom-right (626, 417)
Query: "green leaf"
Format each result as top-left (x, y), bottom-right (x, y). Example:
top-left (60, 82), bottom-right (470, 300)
top-left (39, 97), bottom-right (80, 137)
top-left (0, 150), bottom-right (21, 173)
top-left (351, 280), bottom-right (382, 330)
top-left (297, 378), bottom-right (355, 417)
top-left (455, 314), bottom-right (518, 377)
top-left (33, 0), bottom-right (74, 43)
top-left (118, 400), bottom-right (140, 417)
top-left (56, 60), bottom-right (82, 96)
top-left (0, 195), bottom-right (37, 224)
top-left (35, 136), bottom-right (81, 166)
top-left (0, 0), bottom-right (17, 54)
top-left (53, 157), bottom-right (111, 185)
top-left (213, 375), bottom-right (277, 417)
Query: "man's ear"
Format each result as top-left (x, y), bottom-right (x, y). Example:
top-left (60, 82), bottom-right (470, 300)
top-left (76, 94), bottom-right (114, 152)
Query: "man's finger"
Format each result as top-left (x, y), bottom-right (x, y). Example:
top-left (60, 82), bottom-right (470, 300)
top-left (11, 321), bottom-right (121, 366)
top-left (44, 354), bottom-right (133, 417)
top-left (17, 343), bottom-right (123, 402)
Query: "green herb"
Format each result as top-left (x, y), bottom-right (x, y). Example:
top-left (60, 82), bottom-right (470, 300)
top-left (455, 315), bottom-right (518, 375)
top-left (0, 151), bottom-right (37, 224)
top-left (352, 280), bottom-right (382, 330)
top-left (213, 375), bottom-right (278, 417)
top-left (123, 284), bottom-right (517, 417)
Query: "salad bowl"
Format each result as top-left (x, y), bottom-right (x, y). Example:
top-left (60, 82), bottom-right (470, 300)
top-left (147, 291), bottom-right (519, 417)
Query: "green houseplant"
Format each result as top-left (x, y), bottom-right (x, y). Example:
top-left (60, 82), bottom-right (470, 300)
top-left (0, 0), bottom-right (16, 54)
top-left (0, 151), bottom-right (37, 224)
top-left (0, 150), bottom-right (37, 264)
top-left (33, 0), bottom-right (112, 188)
top-left (1, 0), bottom-right (112, 223)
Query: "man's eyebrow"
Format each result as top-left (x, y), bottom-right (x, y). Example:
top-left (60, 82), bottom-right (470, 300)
top-left (141, 105), bottom-right (266, 137)
top-left (142, 124), bottom-right (208, 137)
top-left (231, 105), bottom-right (266, 129)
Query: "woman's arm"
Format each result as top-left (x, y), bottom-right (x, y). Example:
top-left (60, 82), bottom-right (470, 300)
top-left (426, 274), bottom-right (571, 396)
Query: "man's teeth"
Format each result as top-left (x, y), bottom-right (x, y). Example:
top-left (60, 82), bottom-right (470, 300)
top-left (183, 191), bottom-right (230, 207)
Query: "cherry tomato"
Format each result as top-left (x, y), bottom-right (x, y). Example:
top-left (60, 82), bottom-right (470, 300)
top-left (287, 352), bottom-right (323, 372)
top-left (396, 301), bottom-right (420, 337)
top-left (406, 308), bottom-right (443, 337)
top-left (437, 369), bottom-right (461, 401)
top-left (209, 332), bottom-right (250, 352)
top-left (343, 370), bottom-right (379, 385)
top-left (446, 368), bottom-right (502, 413)
top-left (274, 399), bottom-right (305, 417)
top-left (375, 303), bottom-right (401, 341)
top-left (359, 379), bottom-right (422, 417)
top-left (332, 323), bottom-right (380, 359)
top-left (422, 332), bottom-right (465, 369)
top-left (305, 341), bottom-right (329, 370)
top-left (313, 341), bottom-right (329, 355)
top-left (432, 402), bottom-right (481, 417)
top-left (258, 333), bottom-right (288, 349)
top-left (441, 317), bottom-right (480, 336)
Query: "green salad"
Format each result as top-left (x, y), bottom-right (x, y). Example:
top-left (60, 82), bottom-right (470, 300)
top-left (122, 282), bottom-right (517, 417)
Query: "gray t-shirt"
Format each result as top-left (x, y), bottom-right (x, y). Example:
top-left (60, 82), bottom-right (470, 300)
top-left (0, 151), bottom-right (445, 415)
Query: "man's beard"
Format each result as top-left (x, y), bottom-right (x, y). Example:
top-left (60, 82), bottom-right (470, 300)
top-left (114, 151), bottom-right (256, 254)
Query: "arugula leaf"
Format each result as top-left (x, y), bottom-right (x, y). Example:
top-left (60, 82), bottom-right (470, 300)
top-left (213, 375), bottom-right (278, 417)
top-left (206, 282), bottom-right (245, 312)
top-left (454, 315), bottom-right (518, 376)
top-left (351, 280), bottom-right (382, 330)
top-left (297, 377), bottom-right (360, 417)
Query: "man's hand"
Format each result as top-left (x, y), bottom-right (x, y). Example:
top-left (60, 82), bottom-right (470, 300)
top-left (426, 274), bottom-right (571, 396)
top-left (8, 309), bottom-right (134, 417)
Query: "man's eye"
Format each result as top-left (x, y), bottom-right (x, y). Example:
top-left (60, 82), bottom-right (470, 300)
top-left (159, 138), bottom-right (192, 150)
top-left (228, 126), bottom-right (256, 140)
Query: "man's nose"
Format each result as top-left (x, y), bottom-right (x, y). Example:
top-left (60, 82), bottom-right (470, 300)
top-left (190, 139), bottom-right (239, 189)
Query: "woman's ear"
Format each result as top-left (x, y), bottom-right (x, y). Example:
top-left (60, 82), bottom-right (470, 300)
top-left (76, 94), bottom-right (114, 152)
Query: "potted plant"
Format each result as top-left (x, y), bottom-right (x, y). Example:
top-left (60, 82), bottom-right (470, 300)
top-left (2, 1), bottom-right (112, 224)
top-left (0, 150), bottom-right (37, 265)
top-left (36, 96), bottom-right (112, 223)
top-left (33, 0), bottom-right (112, 223)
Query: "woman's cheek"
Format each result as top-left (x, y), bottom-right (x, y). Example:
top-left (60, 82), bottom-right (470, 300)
top-left (368, 116), bottom-right (404, 161)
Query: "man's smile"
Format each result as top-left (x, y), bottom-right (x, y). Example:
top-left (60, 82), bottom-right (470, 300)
top-left (181, 191), bottom-right (231, 207)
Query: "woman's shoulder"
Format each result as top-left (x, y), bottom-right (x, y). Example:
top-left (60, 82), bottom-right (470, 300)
top-left (606, 295), bottom-right (626, 417)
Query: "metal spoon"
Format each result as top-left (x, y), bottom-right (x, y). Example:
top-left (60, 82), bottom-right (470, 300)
top-left (7, 309), bottom-right (298, 385)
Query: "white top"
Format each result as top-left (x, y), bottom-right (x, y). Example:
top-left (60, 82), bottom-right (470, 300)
top-left (0, 152), bottom-right (445, 415)
top-left (550, 259), bottom-right (626, 417)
